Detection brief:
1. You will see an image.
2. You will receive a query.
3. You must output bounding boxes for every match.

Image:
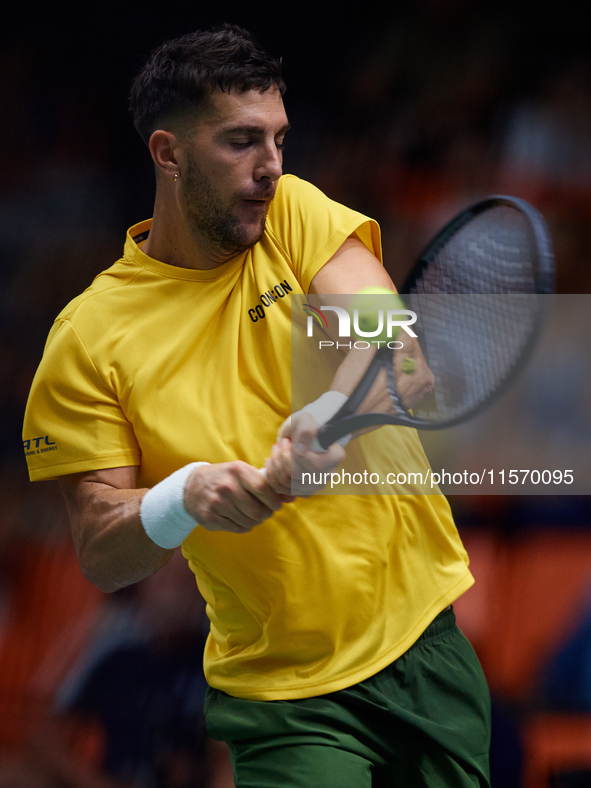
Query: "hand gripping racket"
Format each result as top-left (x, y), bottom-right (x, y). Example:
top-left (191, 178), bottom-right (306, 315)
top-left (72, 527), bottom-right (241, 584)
top-left (315, 195), bottom-right (555, 449)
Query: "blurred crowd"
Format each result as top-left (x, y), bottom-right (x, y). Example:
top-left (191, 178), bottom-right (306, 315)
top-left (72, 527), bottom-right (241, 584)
top-left (1, 1), bottom-right (591, 786)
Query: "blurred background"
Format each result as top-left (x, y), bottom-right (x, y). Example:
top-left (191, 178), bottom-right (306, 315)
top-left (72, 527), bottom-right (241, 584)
top-left (2, 0), bottom-right (591, 785)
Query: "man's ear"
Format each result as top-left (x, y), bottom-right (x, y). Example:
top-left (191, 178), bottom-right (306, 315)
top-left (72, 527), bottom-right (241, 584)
top-left (148, 129), bottom-right (181, 180)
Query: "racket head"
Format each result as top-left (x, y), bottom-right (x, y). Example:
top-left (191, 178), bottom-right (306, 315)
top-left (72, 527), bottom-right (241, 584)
top-left (316, 196), bottom-right (555, 449)
top-left (402, 195), bottom-right (555, 296)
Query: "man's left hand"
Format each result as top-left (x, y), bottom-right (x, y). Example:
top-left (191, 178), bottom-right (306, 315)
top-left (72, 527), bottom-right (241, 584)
top-left (264, 412), bottom-right (345, 496)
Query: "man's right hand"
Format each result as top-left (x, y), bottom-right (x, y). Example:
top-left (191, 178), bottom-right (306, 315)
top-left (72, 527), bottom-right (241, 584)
top-left (184, 461), bottom-right (293, 534)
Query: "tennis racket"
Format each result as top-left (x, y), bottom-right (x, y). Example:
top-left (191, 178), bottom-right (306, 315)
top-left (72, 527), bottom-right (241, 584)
top-left (315, 195), bottom-right (554, 450)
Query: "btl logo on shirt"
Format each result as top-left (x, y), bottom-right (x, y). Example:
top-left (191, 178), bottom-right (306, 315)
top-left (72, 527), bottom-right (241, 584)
top-left (23, 436), bottom-right (57, 456)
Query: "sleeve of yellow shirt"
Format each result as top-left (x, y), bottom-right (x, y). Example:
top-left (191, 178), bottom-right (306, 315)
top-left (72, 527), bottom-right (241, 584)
top-left (23, 319), bottom-right (141, 481)
top-left (267, 175), bottom-right (383, 293)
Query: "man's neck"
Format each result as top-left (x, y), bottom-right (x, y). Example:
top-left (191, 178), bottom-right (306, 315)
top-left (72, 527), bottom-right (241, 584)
top-left (141, 190), bottom-right (236, 271)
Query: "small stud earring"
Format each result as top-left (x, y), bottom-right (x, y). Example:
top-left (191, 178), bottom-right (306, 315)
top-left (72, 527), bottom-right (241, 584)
top-left (173, 173), bottom-right (179, 182)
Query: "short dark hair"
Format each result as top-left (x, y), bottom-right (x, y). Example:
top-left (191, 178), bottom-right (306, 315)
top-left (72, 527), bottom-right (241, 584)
top-left (129, 24), bottom-right (286, 144)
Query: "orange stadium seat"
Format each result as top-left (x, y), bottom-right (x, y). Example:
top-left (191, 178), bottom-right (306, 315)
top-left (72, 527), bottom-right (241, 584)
top-left (456, 526), bottom-right (591, 788)
top-left (523, 713), bottom-right (591, 788)
top-left (485, 529), bottom-right (591, 701)
top-left (0, 537), bottom-right (105, 749)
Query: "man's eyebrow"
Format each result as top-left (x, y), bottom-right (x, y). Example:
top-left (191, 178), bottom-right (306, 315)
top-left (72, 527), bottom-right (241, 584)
top-left (221, 123), bottom-right (291, 136)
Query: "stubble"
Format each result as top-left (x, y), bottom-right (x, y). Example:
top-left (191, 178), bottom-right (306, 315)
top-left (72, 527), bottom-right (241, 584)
top-left (182, 155), bottom-right (269, 256)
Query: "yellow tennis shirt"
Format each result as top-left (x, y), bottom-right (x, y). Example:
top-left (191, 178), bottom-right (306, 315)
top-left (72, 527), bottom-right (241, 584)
top-left (23, 174), bottom-right (473, 700)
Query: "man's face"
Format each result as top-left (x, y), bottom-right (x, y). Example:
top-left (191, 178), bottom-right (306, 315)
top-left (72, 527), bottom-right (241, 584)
top-left (179, 86), bottom-right (290, 256)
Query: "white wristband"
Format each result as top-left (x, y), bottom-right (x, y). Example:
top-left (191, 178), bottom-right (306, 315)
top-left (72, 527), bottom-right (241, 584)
top-left (140, 462), bottom-right (209, 549)
top-left (300, 391), bottom-right (352, 451)
top-left (301, 391), bottom-right (348, 425)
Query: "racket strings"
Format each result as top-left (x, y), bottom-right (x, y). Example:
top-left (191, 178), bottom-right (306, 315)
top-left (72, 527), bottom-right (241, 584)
top-left (405, 294), bottom-right (540, 421)
top-left (386, 362), bottom-right (406, 415)
top-left (342, 295), bottom-right (539, 425)
top-left (402, 205), bottom-right (546, 422)
top-left (413, 207), bottom-right (539, 295)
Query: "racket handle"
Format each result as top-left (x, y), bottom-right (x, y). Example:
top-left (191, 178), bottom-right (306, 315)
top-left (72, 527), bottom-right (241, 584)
top-left (310, 436), bottom-right (328, 453)
top-left (260, 436), bottom-right (338, 469)
top-left (313, 432), bottom-right (352, 451)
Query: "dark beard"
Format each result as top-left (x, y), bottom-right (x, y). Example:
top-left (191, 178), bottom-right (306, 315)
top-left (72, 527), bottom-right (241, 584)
top-left (182, 156), bottom-right (268, 256)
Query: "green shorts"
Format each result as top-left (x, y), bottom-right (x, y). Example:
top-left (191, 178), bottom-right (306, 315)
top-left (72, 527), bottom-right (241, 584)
top-left (204, 607), bottom-right (490, 787)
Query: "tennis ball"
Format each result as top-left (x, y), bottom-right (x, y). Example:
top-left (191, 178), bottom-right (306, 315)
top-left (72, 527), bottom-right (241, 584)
top-left (350, 287), bottom-right (406, 342)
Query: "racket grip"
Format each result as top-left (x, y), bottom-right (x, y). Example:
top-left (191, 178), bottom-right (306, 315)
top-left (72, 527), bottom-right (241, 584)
top-left (312, 432), bottom-right (352, 451)
top-left (310, 436), bottom-right (328, 453)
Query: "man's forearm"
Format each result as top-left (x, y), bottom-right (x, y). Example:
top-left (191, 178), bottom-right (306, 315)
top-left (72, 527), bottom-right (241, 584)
top-left (59, 461), bottom-right (289, 593)
top-left (61, 480), bottom-right (173, 593)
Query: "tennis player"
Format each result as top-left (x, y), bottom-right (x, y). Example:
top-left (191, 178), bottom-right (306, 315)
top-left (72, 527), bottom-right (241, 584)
top-left (23, 25), bottom-right (490, 787)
